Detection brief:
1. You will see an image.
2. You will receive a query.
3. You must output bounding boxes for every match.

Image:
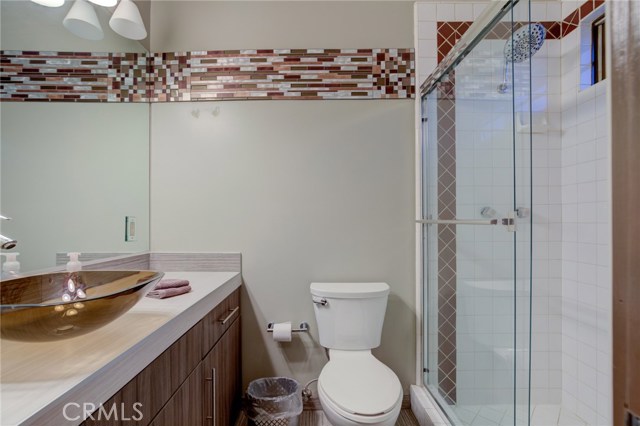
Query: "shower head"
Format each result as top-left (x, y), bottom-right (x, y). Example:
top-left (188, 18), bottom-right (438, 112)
top-left (497, 23), bottom-right (547, 93)
top-left (505, 23), bottom-right (547, 63)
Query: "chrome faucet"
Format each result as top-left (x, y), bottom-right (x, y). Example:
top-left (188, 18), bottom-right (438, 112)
top-left (0, 215), bottom-right (17, 250)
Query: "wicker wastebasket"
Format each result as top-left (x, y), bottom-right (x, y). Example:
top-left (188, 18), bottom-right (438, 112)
top-left (246, 377), bottom-right (303, 426)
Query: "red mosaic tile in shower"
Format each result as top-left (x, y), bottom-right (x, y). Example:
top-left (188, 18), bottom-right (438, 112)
top-left (562, 9), bottom-right (581, 37)
top-left (436, 76), bottom-right (457, 405)
top-left (434, 0), bottom-right (608, 64)
top-left (437, 22), bottom-right (472, 63)
top-left (580, 0), bottom-right (595, 20)
top-left (544, 21), bottom-right (563, 40)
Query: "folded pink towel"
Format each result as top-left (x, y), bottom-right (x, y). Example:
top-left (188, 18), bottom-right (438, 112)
top-left (147, 285), bottom-right (192, 299)
top-left (153, 279), bottom-right (190, 290)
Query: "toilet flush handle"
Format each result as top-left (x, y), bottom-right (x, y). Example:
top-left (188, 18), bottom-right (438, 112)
top-left (312, 296), bottom-right (327, 306)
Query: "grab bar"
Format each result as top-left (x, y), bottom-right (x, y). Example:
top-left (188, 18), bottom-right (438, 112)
top-left (416, 218), bottom-right (498, 225)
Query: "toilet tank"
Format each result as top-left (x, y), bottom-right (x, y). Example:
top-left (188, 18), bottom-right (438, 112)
top-left (310, 282), bottom-right (390, 350)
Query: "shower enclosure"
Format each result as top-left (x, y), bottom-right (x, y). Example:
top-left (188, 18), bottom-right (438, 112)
top-left (420, 1), bottom-right (536, 424)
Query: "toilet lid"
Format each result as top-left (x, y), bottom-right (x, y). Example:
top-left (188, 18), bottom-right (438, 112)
top-left (318, 352), bottom-right (401, 416)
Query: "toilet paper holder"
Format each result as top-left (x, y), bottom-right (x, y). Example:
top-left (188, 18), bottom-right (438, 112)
top-left (267, 322), bottom-right (310, 333)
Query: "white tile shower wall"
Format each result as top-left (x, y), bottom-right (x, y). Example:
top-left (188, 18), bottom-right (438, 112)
top-left (415, 1), bottom-right (490, 86)
top-left (560, 10), bottom-right (611, 425)
top-left (455, 39), bottom-right (519, 406)
top-left (453, 37), bottom-right (562, 406)
top-left (529, 38), bottom-right (564, 406)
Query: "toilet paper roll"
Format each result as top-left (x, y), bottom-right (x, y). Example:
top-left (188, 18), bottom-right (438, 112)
top-left (272, 322), bottom-right (292, 342)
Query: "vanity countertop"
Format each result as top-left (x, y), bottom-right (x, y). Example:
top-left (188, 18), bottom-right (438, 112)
top-left (0, 271), bottom-right (242, 426)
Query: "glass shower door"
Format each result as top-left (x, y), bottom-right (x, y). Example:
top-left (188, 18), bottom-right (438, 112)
top-left (420, 1), bottom-right (533, 424)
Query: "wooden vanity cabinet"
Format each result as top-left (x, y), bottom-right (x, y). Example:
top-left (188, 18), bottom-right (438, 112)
top-left (202, 319), bottom-right (241, 426)
top-left (81, 288), bottom-right (241, 426)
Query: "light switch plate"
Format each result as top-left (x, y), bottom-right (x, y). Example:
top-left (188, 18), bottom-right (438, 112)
top-left (125, 216), bottom-right (137, 242)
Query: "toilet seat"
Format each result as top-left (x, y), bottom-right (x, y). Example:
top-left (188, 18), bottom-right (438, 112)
top-left (318, 350), bottom-right (402, 422)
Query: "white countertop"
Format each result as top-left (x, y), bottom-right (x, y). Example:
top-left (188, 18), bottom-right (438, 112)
top-left (0, 271), bottom-right (241, 426)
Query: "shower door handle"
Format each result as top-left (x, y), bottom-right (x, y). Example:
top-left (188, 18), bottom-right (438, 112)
top-left (416, 218), bottom-right (498, 225)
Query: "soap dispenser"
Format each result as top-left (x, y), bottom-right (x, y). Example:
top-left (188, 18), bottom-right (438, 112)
top-left (66, 252), bottom-right (82, 273)
top-left (63, 252), bottom-right (86, 301)
top-left (1, 252), bottom-right (20, 278)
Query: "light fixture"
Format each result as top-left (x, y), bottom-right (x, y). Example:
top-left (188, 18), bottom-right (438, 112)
top-left (63, 0), bottom-right (104, 40)
top-left (109, 0), bottom-right (147, 40)
top-left (87, 0), bottom-right (117, 7)
top-left (31, 0), bottom-right (65, 7)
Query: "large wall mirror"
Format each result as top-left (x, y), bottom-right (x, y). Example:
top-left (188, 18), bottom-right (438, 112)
top-left (0, 0), bottom-right (151, 273)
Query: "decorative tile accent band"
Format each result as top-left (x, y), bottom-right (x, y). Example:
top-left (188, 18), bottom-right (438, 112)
top-left (436, 0), bottom-right (606, 63)
top-left (0, 51), bottom-right (111, 102)
top-left (0, 48), bottom-right (415, 102)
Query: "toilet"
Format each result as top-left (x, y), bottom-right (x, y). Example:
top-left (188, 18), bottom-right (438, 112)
top-left (310, 282), bottom-right (402, 426)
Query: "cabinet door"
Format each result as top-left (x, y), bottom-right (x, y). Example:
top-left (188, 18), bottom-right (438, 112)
top-left (137, 321), bottom-right (203, 426)
top-left (148, 364), bottom-right (203, 426)
top-left (202, 318), bottom-right (241, 426)
top-left (83, 377), bottom-right (138, 426)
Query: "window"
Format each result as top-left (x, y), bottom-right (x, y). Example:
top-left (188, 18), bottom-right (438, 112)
top-left (592, 14), bottom-right (606, 84)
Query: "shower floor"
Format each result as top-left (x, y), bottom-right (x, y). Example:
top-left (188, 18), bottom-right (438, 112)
top-left (450, 404), bottom-right (587, 426)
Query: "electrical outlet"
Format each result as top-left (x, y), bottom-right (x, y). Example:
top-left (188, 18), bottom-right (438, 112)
top-left (125, 216), bottom-right (137, 242)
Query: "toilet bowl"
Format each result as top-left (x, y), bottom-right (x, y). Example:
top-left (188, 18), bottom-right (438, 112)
top-left (310, 282), bottom-right (402, 426)
top-left (318, 350), bottom-right (402, 426)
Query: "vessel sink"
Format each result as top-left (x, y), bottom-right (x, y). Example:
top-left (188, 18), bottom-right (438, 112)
top-left (0, 270), bottom-right (163, 342)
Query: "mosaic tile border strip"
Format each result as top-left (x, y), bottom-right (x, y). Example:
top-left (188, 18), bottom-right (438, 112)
top-left (0, 48), bottom-right (414, 102)
top-left (436, 0), bottom-right (606, 63)
top-left (108, 52), bottom-right (150, 103)
top-left (0, 51), bottom-right (110, 102)
top-left (190, 48), bottom-right (414, 100)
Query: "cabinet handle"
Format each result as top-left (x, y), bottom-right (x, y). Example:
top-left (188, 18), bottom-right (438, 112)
top-left (218, 306), bottom-right (239, 325)
top-left (212, 367), bottom-right (216, 426)
top-left (205, 367), bottom-right (216, 425)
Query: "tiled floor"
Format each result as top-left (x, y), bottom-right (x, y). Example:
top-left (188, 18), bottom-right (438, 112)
top-left (236, 409), bottom-right (419, 425)
top-left (451, 404), bottom-right (587, 426)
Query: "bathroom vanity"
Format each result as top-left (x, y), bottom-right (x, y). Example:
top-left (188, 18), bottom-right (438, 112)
top-left (0, 270), bottom-right (242, 426)
top-left (82, 285), bottom-right (241, 426)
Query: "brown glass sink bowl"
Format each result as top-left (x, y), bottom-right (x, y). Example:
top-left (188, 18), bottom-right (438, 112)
top-left (0, 270), bottom-right (164, 342)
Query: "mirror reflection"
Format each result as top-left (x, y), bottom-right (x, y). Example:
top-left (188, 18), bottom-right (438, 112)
top-left (0, 0), bottom-right (150, 273)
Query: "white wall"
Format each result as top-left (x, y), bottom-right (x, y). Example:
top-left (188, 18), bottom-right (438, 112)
top-left (150, 1), bottom-right (413, 51)
top-left (150, 101), bottom-right (416, 390)
top-left (148, 1), bottom-right (416, 391)
top-left (0, 103), bottom-right (150, 272)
